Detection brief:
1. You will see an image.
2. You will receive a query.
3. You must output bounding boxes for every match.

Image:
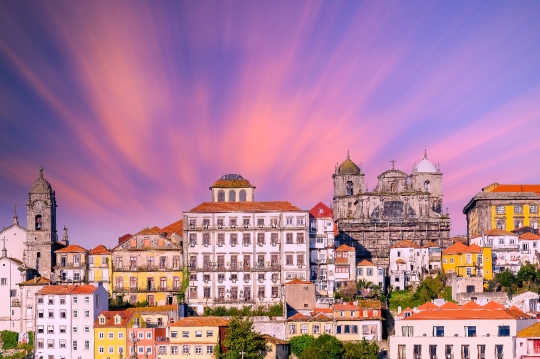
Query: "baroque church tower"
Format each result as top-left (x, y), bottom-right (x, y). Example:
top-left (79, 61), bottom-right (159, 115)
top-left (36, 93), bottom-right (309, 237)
top-left (23, 168), bottom-right (63, 279)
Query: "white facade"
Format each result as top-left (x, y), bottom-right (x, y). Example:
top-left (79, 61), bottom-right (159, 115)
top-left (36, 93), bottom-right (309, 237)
top-left (34, 284), bottom-right (108, 359)
top-left (511, 291), bottom-right (540, 314)
top-left (471, 230), bottom-right (521, 273)
top-left (0, 253), bottom-right (24, 332)
top-left (356, 260), bottom-right (386, 293)
top-left (389, 241), bottom-right (429, 290)
top-left (0, 213), bottom-right (27, 262)
top-left (308, 202), bottom-right (336, 304)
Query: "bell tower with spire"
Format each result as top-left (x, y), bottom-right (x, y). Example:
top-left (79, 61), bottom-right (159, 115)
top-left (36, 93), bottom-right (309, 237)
top-left (24, 167), bottom-right (63, 279)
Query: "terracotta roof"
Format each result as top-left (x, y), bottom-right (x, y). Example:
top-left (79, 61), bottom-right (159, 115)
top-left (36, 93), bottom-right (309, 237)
top-left (37, 284), bottom-right (97, 295)
top-left (423, 241), bottom-right (440, 248)
top-left (118, 234), bottom-right (132, 244)
top-left (335, 244), bottom-right (355, 252)
top-left (309, 312), bottom-right (334, 322)
top-left (136, 226), bottom-right (162, 235)
top-left (55, 244), bottom-right (88, 253)
top-left (335, 258), bottom-right (349, 264)
top-left (262, 334), bottom-right (288, 345)
top-left (357, 259), bottom-right (374, 267)
top-left (357, 300), bottom-right (382, 309)
top-left (285, 278), bottom-right (313, 285)
top-left (462, 301), bottom-right (483, 310)
top-left (309, 202), bottom-right (333, 219)
top-left (395, 258), bottom-right (406, 264)
top-left (334, 304), bottom-right (360, 311)
top-left (126, 305), bottom-right (178, 313)
top-left (439, 302), bottom-right (460, 310)
top-left (210, 178), bottom-right (255, 189)
top-left (417, 302), bottom-right (438, 311)
top-left (405, 309), bottom-right (531, 320)
top-left (451, 236), bottom-right (468, 244)
top-left (89, 245), bottom-right (111, 255)
top-left (313, 308), bottom-right (333, 314)
top-left (442, 242), bottom-right (482, 254)
top-left (518, 322), bottom-right (540, 337)
top-left (287, 313), bottom-right (310, 321)
top-left (188, 201), bottom-right (302, 213)
top-left (484, 229), bottom-right (516, 236)
top-left (170, 317), bottom-right (229, 327)
top-left (161, 219), bottom-right (183, 236)
top-left (18, 277), bottom-right (51, 286)
top-left (482, 301), bottom-right (505, 310)
top-left (488, 184), bottom-right (540, 194)
top-left (391, 239), bottom-right (421, 249)
top-left (507, 305), bottom-right (531, 318)
top-left (95, 311), bottom-right (136, 327)
top-left (520, 232), bottom-right (540, 241)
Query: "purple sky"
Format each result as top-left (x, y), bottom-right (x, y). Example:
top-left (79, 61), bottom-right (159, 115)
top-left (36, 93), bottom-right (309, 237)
top-left (1, 1), bottom-right (540, 249)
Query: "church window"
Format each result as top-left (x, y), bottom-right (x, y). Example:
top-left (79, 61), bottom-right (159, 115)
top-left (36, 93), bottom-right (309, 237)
top-left (217, 190), bottom-right (225, 202)
top-left (346, 181), bottom-right (353, 196)
top-left (35, 215), bottom-right (43, 230)
top-left (228, 190), bottom-right (236, 202)
top-left (383, 201), bottom-right (404, 219)
top-left (424, 180), bottom-right (430, 192)
top-left (239, 190), bottom-right (247, 202)
top-left (370, 206), bottom-right (380, 219)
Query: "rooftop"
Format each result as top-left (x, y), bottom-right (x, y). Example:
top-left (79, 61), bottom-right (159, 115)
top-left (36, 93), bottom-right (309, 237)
top-left (187, 201), bottom-right (302, 213)
top-left (485, 183), bottom-right (540, 194)
top-left (309, 202), bottom-right (333, 219)
top-left (519, 232), bottom-right (540, 241)
top-left (55, 244), bottom-right (88, 253)
top-left (483, 229), bottom-right (516, 237)
top-left (89, 244), bottom-right (111, 255)
top-left (357, 259), bottom-right (375, 267)
top-left (285, 278), bottom-right (313, 285)
top-left (161, 219), bottom-right (183, 236)
top-left (170, 317), bottom-right (229, 327)
top-left (95, 311), bottom-right (136, 327)
top-left (211, 174), bottom-right (255, 189)
top-left (442, 242), bottom-right (483, 255)
top-left (335, 244), bottom-right (355, 252)
top-left (391, 239), bottom-right (421, 249)
top-left (37, 284), bottom-right (97, 295)
top-left (18, 277), bottom-right (51, 286)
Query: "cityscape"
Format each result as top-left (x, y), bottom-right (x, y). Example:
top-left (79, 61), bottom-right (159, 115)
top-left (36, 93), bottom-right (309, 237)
top-left (1, 1), bottom-right (540, 359)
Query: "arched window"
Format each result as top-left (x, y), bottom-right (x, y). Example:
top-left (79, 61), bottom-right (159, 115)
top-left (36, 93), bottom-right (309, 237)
top-left (497, 221), bottom-right (504, 230)
top-left (217, 190), bottom-right (225, 202)
top-left (346, 181), bottom-right (353, 196)
top-left (228, 190), bottom-right (236, 202)
top-left (424, 180), bottom-right (431, 192)
top-left (391, 183), bottom-right (396, 192)
top-left (35, 215), bottom-right (43, 230)
top-left (239, 190), bottom-right (247, 202)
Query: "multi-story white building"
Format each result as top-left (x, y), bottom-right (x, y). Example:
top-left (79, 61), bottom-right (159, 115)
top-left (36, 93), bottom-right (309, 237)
top-left (183, 174), bottom-right (309, 314)
top-left (0, 247), bottom-right (24, 332)
top-left (470, 229), bottom-right (520, 273)
top-left (356, 259), bottom-right (385, 293)
top-left (390, 300), bottom-right (537, 359)
top-left (34, 284), bottom-right (108, 359)
top-left (17, 276), bottom-right (51, 334)
top-left (308, 202), bottom-right (336, 303)
top-left (389, 240), bottom-right (429, 290)
top-left (334, 244), bottom-right (356, 288)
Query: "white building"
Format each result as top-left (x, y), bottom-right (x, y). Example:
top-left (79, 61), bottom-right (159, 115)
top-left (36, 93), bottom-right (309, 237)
top-left (34, 284), bottom-right (108, 359)
top-left (511, 291), bottom-right (540, 314)
top-left (518, 232), bottom-right (540, 265)
top-left (0, 248), bottom-right (24, 332)
top-left (356, 259), bottom-right (385, 293)
top-left (470, 229), bottom-right (521, 273)
top-left (183, 174), bottom-right (309, 314)
top-left (390, 300), bottom-right (537, 359)
top-left (308, 202), bottom-right (336, 304)
top-left (0, 210), bottom-right (27, 263)
top-left (333, 244), bottom-right (356, 287)
top-left (389, 240), bottom-right (429, 290)
top-left (17, 276), bottom-right (51, 334)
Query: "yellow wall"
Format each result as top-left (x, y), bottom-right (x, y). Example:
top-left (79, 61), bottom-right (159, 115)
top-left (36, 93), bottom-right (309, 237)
top-left (286, 321), bottom-right (332, 338)
top-left (491, 204), bottom-right (540, 231)
top-left (94, 313), bottom-right (144, 359)
top-left (112, 270), bottom-right (182, 304)
top-left (157, 325), bottom-right (221, 358)
top-left (442, 247), bottom-right (492, 280)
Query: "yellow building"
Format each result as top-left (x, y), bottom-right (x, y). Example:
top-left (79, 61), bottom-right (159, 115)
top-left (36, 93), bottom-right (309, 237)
top-left (463, 183), bottom-right (540, 238)
top-left (155, 317), bottom-right (228, 358)
top-left (88, 244), bottom-right (112, 293)
top-left (112, 225), bottom-right (183, 306)
top-left (286, 311), bottom-right (334, 339)
top-left (442, 243), bottom-right (492, 280)
top-left (94, 310), bottom-right (144, 359)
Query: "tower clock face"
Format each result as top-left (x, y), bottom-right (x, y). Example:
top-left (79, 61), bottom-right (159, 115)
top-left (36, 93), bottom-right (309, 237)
top-left (33, 200), bottom-right (45, 212)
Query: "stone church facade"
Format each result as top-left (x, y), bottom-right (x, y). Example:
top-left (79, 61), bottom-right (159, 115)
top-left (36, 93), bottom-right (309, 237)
top-left (333, 152), bottom-right (451, 267)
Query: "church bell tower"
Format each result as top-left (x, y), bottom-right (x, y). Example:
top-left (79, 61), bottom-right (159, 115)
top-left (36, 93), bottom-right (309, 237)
top-left (24, 167), bottom-right (58, 279)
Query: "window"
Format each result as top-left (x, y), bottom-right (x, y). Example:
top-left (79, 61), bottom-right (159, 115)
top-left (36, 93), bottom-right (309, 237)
top-left (59, 326), bottom-right (66, 334)
top-left (99, 332), bottom-right (104, 339)
top-left (108, 332), bottom-right (114, 339)
top-left (182, 345), bottom-right (190, 354)
top-left (498, 326), bottom-right (510, 337)
top-left (206, 330), bottom-right (213, 337)
top-left (207, 345), bottom-right (214, 354)
top-left (118, 332), bottom-right (123, 339)
top-left (73, 341), bottom-right (78, 351)
top-left (402, 326), bottom-right (414, 337)
top-left (414, 345), bottom-right (421, 358)
top-left (48, 310), bottom-right (54, 318)
top-left (466, 268), bottom-right (472, 276)
top-left (59, 340), bottom-right (66, 349)
top-left (203, 287), bottom-right (211, 298)
top-left (531, 205), bottom-right (539, 214)
top-left (398, 345), bottom-right (406, 359)
top-left (60, 310), bottom-right (66, 318)
top-left (478, 345), bottom-right (486, 359)
top-left (496, 205), bottom-right (505, 214)
top-left (171, 346), bottom-right (179, 354)
top-left (429, 345), bottom-right (437, 359)
top-left (228, 190), bottom-right (236, 202)
top-left (217, 190), bottom-right (225, 202)
top-left (450, 258), bottom-right (454, 264)
top-left (109, 346), bottom-right (114, 354)
top-left (367, 268), bottom-right (373, 276)
top-left (357, 268), bottom-right (363, 276)
top-left (515, 205), bottom-right (523, 214)
top-left (195, 345), bottom-right (203, 354)
top-left (84, 310), bottom-right (90, 318)
top-left (433, 326), bottom-right (444, 337)
top-left (495, 345), bottom-right (503, 359)
top-left (239, 190), bottom-right (247, 202)
top-left (461, 345), bottom-right (470, 359)
top-left (182, 331), bottom-right (189, 338)
top-left (312, 324), bottom-right (320, 334)
top-left (98, 347), bottom-right (104, 354)
top-left (465, 326), bottom-right (476, 337)
top-left (195, 331), bottom-right (202, 338)
top-left (289, 324), bottom-right (296, 334)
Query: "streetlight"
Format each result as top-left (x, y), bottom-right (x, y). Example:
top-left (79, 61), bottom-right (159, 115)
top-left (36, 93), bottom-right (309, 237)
top-left (127, 332), bottom-right (141, 359)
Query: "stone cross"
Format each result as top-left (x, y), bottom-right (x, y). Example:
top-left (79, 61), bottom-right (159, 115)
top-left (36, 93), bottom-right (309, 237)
top-left (390, 159), bottom-right (397, 170)
top-left (0, 237), bottom-right (7, 257)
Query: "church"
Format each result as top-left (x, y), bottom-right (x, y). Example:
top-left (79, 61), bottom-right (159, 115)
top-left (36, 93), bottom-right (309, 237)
top-left (332, 152), bottom-right (452, 267)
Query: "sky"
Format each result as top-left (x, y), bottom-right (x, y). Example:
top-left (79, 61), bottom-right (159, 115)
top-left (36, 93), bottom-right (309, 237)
top-left (1, 1), bottom-right (540, 249)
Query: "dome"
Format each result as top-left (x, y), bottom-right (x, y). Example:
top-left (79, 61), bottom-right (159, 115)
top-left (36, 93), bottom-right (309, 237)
top-left (211, 174), bottom-right (255, 188)
top-left (337, 152), bottom-right (361, 175)
top-left (30, 167), bottom-right (53, 194)
top-left (416, 151), bottom-right (437, 173)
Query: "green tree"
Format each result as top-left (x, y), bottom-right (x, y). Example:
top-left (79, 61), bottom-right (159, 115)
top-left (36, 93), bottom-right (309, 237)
top-left (289, 334), bottom-right (314, 358)
top-left (496, 269), bottom-right (516, 289)
top-left (299, 334), bottom-right (344, 359)
top-left (343, 339), bottom-right (379, 359)
top-left (517, 264), bottom-right (536, 286)
top-left (221, 316), bottom-right (268, 359)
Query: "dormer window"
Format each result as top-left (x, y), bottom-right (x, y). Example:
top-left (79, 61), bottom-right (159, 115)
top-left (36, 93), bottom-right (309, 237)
top-left (319, 208), bottom-right (323, 214)
top-left (115, 316), bottom-right (120, 324)
top-left (99, 317), bottom-right (105, 324)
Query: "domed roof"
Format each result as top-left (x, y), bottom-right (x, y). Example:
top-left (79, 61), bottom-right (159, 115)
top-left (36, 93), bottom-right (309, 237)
top-left (30, 167), bottom-right (53, 194)
top-left (337, 152), bottom-right (361, 175)
top-left (211, 174), bottom-right (255, 188)
top-left (417, 151), bottom-right (437, 173)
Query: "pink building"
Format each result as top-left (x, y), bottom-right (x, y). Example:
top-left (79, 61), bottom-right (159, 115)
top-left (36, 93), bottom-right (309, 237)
top-left (126, 327), bottom-right (167, 359)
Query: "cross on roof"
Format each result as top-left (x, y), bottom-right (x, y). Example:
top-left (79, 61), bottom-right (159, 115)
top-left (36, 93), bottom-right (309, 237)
top-left (390, 159), bottom-right (397, 170)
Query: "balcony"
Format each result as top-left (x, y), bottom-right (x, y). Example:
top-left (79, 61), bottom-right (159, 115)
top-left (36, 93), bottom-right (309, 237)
top-left (113, 285), bottom-right (182, 293)
top-left (55, 262), bottom-right (85, 269)
top-left (194, 264), bottom-right (281, 272)
top-left (113, 265), bottom-right (181, 272)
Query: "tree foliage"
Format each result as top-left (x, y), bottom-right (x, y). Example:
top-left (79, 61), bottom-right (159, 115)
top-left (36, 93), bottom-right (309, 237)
top-left (221, 316), bottom-right (268, 359)
top-left (343, 339), bottom-right (380, 359)
top-left (389, 274), bottom-right (452, 310)
top-left (298, 334), bottom-right (344, 359)
top-left (203, 303), bottom-right (283, 317)
top-left (289, 334), bottom-right (314, 358)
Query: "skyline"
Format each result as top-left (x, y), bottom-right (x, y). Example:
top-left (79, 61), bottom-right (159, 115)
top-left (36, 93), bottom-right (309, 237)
top-left (1, 1), bottom-right (540, 247)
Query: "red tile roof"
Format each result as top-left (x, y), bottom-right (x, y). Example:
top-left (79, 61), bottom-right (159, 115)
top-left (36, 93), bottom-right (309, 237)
top-left (136, 226), bottom-right (162, 235)
top-left (442, 242), bottom-right (482, 254)
top-left (170, 317), bottom-right (229, 327)
top-left (484, 229), bottom-right (516, 236)
top-left (262, 334), bottom-right (288, 345)
top-left (161, 219), bottom-right (183, 235)
top-left (188, 201), bottom-right (302, 213)
top-left (89, 245), bottom-right (111, 255)
top-left (439, 302), bottom-right (460, 310)
top-left (482, 301), bottom-right (505, 310)
top-left (37, 284), bottom-right (97, 295)
top-left (55, 244), bottom-right (88, 253)
top-left (357, 300), bottom-right (383, 309)
top-left (395, 258), bottom-right (406, 264)
top-left (404, 309), bottom-right (529, 320)
top-left (520, 232), bottom-right (540, 241)
top-left (417, 302), bottom-right (439, 311)
top-left (488, 184), bottom-right (540, 194)
top-left (95, 311), bottom-right (136, 327)
top-left (391, 239), bottom-right (421, 249)
top-left (285, 278), bottom-right (313, 285)
top-left (334, 304), bottom-right (360, 311)
top-left (17, 277), bottom-right (51, 286)
top-left (118, 234), bottom-right (132, 244)
top-left (287, 313), bottom-right (310, 321)
top-left (335, 244), bottom-right (355, 252)
top-left (210, 178), bottom-right (255, 188)
top-left (357, 259), bottom-right (374, 267)
top-left (462, 301), bottom-right (482, 310)
top-left (309, 202), bottom-right (333, 218)
top-left (423, 241), bottom-right (440, 248)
